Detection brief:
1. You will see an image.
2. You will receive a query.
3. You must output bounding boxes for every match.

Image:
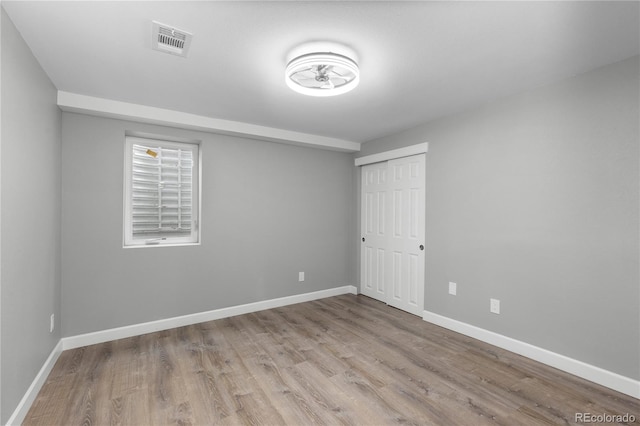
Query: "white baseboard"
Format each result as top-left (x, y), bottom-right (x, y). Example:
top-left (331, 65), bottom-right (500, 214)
top-left (422, 310), bottom-right (640, 399)
top-left (62, 285), bottom-right (358, 350)
top-left (6, 340), bottom-right (64, 426)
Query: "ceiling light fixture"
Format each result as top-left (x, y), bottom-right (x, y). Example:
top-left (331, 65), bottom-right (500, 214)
top-left (285, 45), bottom-right (359, 97)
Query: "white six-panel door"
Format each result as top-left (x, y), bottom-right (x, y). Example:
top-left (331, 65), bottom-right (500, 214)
top-left (386, 155), bottom-right (425, 315)
top-left (360, 162), bottom-right (389, 301)
top-left (360, 154), bottom-right (425, 316)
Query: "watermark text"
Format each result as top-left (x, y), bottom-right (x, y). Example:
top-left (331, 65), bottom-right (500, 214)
top-left (575, 412), bottom-right (636, 423)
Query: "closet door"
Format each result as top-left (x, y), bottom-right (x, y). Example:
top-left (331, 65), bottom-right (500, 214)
top-left (386, 154), bottom-right (425, 316)
top-left (360, 162), bottom-right (389, 302)
top-left (360, 154), bottom-right (425, 316)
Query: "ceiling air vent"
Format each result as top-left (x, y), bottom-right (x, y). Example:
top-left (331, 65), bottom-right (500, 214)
top-left (152, 21), bottom-right (193, 58)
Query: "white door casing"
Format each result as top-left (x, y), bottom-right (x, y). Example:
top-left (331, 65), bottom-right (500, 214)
top-left (360, 154), bottom-right (425, 316)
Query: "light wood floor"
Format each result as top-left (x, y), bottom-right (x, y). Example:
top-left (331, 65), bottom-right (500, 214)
top-left (25, 294), bottom-right (638, 425)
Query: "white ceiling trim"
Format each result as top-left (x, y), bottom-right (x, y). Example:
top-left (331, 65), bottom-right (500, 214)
top-left (57, 91), bottom-right (361, 153)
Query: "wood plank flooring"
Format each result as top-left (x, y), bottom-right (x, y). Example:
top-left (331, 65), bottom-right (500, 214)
top-left (24, 294), bottom-right (639, 425)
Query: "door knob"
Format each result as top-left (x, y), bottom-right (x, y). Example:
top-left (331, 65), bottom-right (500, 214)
top-left (362, 237), bottom-right (366, 242)
top-left (419, 244), bottom-right (424, 250)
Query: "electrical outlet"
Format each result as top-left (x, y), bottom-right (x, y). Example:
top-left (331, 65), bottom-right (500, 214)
top-left (299, 272), bottom-right (305, 282)
top-left (50, 314), bottom-right (55, 333)
top-left (448, 282), bottom-right (457, 296)
top-left (490, 298), bottom-right (500, 314)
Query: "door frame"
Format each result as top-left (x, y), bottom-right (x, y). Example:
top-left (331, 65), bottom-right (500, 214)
top-left (355, 143), bottom-right (428, 167)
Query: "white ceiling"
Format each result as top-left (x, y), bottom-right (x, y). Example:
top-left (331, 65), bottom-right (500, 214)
top-left (4, 1), bottom-right (639, 144)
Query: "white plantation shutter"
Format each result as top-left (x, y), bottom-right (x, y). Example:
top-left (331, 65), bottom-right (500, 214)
top-left (124, 137), bottom-right (199, 246)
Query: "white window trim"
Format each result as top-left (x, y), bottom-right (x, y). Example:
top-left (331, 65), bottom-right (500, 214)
top-left (123, 136), bottom-right (200, 248)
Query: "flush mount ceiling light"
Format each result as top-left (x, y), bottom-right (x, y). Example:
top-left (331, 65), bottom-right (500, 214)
top-left (285, 44), bottom-right (360, 97)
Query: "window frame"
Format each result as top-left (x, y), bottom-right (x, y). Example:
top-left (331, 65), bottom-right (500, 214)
top-left (123, 136), bottom-right (200, 248)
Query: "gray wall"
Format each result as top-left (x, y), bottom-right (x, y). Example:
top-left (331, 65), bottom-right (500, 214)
top-left (355, 56), bottom-right (640, 379)
top-left (61, 113), bottom-right (355, 337)
top-left (1, 8), bottom-right (62, 423)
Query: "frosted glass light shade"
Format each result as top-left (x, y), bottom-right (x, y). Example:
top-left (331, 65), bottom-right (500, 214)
top-left (285, 52), bottom-right (359, 97)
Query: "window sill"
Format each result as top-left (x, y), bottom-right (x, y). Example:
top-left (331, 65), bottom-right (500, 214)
top-left (122, 241), bottom-right (200, 249)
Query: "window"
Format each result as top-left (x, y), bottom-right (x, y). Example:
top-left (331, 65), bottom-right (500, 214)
top-left (124, 136), bottom-right (200, 247)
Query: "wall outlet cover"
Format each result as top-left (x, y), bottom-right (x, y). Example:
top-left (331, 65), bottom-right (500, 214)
top-left (299, 272), bottom-right (305, 282)
top-left (490, 298), bottom-right (500, 314)
top-left (448, 282), bottom-right (457, 295)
